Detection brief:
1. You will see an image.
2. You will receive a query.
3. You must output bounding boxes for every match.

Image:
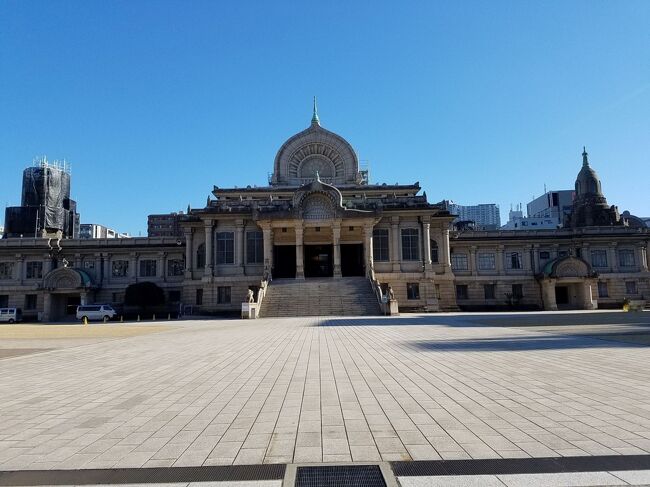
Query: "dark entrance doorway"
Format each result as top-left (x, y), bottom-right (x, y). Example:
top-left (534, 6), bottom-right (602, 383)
top-left (341, 244), bottom-right (365, 277)
top-left (66, 295), bottom-right (81, 316)
top-left (273, 245), bottom-right (296, 278)
top-left (555, 286), bottom-right (569, 305)
top-left (304, 245), bottom-right (333, 278)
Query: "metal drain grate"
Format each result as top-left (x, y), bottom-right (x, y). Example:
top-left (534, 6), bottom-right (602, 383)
top-left (295, 465), bottom-right (386, 487)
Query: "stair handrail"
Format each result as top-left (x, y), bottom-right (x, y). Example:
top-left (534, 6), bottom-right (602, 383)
top-left (256, 267), bottom-right (271, 308)
top-left (367, 267), bottom-right (388, 313)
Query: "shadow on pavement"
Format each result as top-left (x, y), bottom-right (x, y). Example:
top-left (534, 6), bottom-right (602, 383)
top-left (318, 311), bottom-right (650, 328)
top-left (408, 333), bottom-right (648, 352)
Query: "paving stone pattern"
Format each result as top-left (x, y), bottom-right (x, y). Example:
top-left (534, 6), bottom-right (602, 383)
top-left (1, 313), bottom-right (650, 471)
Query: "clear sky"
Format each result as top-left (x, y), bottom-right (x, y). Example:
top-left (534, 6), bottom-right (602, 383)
top-left (1, 0), bottom-right (649, 235)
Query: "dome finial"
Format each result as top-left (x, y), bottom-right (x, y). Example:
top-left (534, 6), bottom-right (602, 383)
top-left (582, 146), bottom-right (589, 166)
top-left (311, 96), bottom-right (320, 126)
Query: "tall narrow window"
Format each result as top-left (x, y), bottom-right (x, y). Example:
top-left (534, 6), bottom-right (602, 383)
top-left (456, 285), bottom-right (469, 300)
top-left (196, 289), bottom-right (203, 305)
top-left (591, 250), bottom-right (608, 268)
top-left (430, 240), bottom-right (439, 263)
top-left (484, 284), bottom-right (496, 299)
top-left (373, 229), bottom-right (389, 262)
top-left (401, 228), bottom-right (419, 261)
top-left (217, 286), bottom-right (231, 304)
top-left (196, 243), bottom-right (206, 268)
top-left (597, 281), bottom-right (608, 298)
top-left (406, 283), bottom-right (420, 300)
top-left (139, 259), bottom-right (157, 277)
top-left (451, 253), bottom-right (468, 270)
top-left (512, 284), bottom-right (523, 299)
top-left (216, 232), bottom-right (234, 264)
top-left (507, 252), bottom-right (522, 269)
top-left (618, 249), bottom-right (635, 267)
top-left (478, 253), bottom-right (495, 270)
top-left (25, 261), bottom-right (43, 279)
top-left (246, 231), bottom-right (264, 264)
top-left (626, 281), bottom-right (638, 295)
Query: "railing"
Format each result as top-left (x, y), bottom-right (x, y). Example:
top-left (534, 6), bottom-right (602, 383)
top-left (367, 267), bottom-right (390, 314)
top-left (241, 270), bottom-right (270, 319)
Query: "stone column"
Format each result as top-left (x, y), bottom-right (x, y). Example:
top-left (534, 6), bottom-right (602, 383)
top-left (159, 252), bottom-right (167, 282)
top-left (422, 222), bottom-right (432, 269)
top-left (15, 255), bottom-right (23, 284)
top-left (262, 225), bottom-right (273, 270)
top-left (533, 245), bottom-right (540, 273)
top-left (295, 223), bottom-right (305, 279)
top-left (42, 294), bottom-right (51, 322)
top-left (333, 222), bottom-right (342, 278)
top-left (608, 244), bottom-right (618, 273)
top-left (581, 281), bottom-right (595, 309)
top-left (441, 228), bottom-right (451, 270)
top-left (469, 246), bottom-right (477, 276)
top-left (235, 220), bottom-right (245, 274)
top-left (184, 230), bottom-right (194, 276)
top-left (390, 216), bottom-right (400, 272)
top-left (496, 245), bottom-right (504, 275)
top-left (541, 279), bottom-right (558, 311)
top-left (130, 252), bottom-right (138, 282)
top-left (364, 223), bottom-right (374, 276)
top-left (204, 220), bottom-right (213, 277)
top-left (635, 243), bottom-right (647, 272)
top-left (523, 245), bottom-right (533, 272)
top-left (103, 255), bottom-right (110, 284)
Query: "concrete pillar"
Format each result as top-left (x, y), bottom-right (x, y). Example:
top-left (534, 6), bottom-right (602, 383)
top-left (235, 220), bottom-right (245, 271)
top-left (184, 230), bottom-right (193, 275)
top-left (524, 245), bottom-right (533, 272)
top-left (295, 224), bottom-right (304, 279)
top-left (390, 216), bottom-right (400, 272)
top-left (581, 281), bottom-right (595, 309)
top-left (42, 294), bottom-right (51, 322)
top-left (608, 244), bottom-right (618, 273)
top-left (262, 225), bottom-right (273, 270)
top-left (159, 252), bottom-right (166, 282)
top-left (130, 253), bottom-right (138, 282)
top-left (441, 228), bottom-right (451, 271)
top-left (422, 222), bottom-right (432, 269)
top-left (496, 245), bottom-right (504, 275)
top-left (635, 243), bottom-right (647, 272)
top-left (364, 223), bottom-right (374, 275)
top-left (533, 245), bottom-right (540, 273)
top-left (204, 220), bottom-right (213, 277)
top-left (296, 223), bottom-right (305, 279)
top-left (333, 222), bottom-right (342, 278)
top-left (469, 246), bottom-right (477, 276)
top-left (541, 279), bottom-right (558, 311)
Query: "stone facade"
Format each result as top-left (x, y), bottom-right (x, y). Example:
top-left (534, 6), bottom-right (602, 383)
top-left (0, 113), bottom-right (648, 319)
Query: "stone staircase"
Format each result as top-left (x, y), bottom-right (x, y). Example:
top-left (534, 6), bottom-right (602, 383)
top-left (260, 277), bottom-right (382, 317)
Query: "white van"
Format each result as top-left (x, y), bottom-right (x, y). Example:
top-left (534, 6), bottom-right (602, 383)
top-left (76, 304), bottom-right (116, 323)
top-left (0, 308), bottom-right (22, 324)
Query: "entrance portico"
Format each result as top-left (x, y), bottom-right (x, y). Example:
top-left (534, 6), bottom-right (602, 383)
top-left (538, 256), bottom-right (598, 311)
top-left (42, 267), bottom-right (95, 321)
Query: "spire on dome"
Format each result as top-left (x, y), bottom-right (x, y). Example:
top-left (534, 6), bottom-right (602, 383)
top-left (582, 146), bottom-right (589, 166)
top-left (311, 96), bottom-right (320, 126)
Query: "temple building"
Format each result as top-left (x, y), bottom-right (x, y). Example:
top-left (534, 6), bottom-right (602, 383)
top-left (0, 106), bottom-right (648, 320)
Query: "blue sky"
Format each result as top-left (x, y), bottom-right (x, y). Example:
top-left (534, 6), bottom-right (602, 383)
top-left (1, 0), bottom-right (649, 235)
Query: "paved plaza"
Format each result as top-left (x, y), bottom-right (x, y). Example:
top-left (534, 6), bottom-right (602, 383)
top-left (1, 311), bottom-right (650, 476)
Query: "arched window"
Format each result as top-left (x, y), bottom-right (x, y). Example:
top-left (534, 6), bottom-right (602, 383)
top-left (196, 243), bottom-right (206, 269)
top-left (430, 240), bottom-right (439, 263)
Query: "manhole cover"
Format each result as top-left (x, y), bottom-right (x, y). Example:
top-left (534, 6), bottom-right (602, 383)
top-left (295, 465), bottom-right (386, 487)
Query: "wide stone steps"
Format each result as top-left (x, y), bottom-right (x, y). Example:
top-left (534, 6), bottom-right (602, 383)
top-left (260, 277), bottom-right (382, 317)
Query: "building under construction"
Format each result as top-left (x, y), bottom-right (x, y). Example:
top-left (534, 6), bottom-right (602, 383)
top-left (3, 157), bottom-right (80, 239)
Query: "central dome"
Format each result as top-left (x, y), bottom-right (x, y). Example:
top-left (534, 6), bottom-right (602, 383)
top-left (271, 105), bottom-right (360, 187)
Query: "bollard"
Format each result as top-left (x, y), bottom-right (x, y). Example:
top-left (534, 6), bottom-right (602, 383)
top-left (152, 313), bottom-right (156, 321)
top-left (137, 314), bottom-right (140, 322)
top-left (83, 316), bottom-right (88, 326)
top-left (120, 315), bottom-right (123, 323)
top-left (168, 313), bottom-right (171, 320)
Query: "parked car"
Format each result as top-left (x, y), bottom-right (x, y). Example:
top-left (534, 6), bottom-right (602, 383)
top-left (0, 308), bottom-right (22, 324)
top-left (76, 304), bottom-right (116, 323)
